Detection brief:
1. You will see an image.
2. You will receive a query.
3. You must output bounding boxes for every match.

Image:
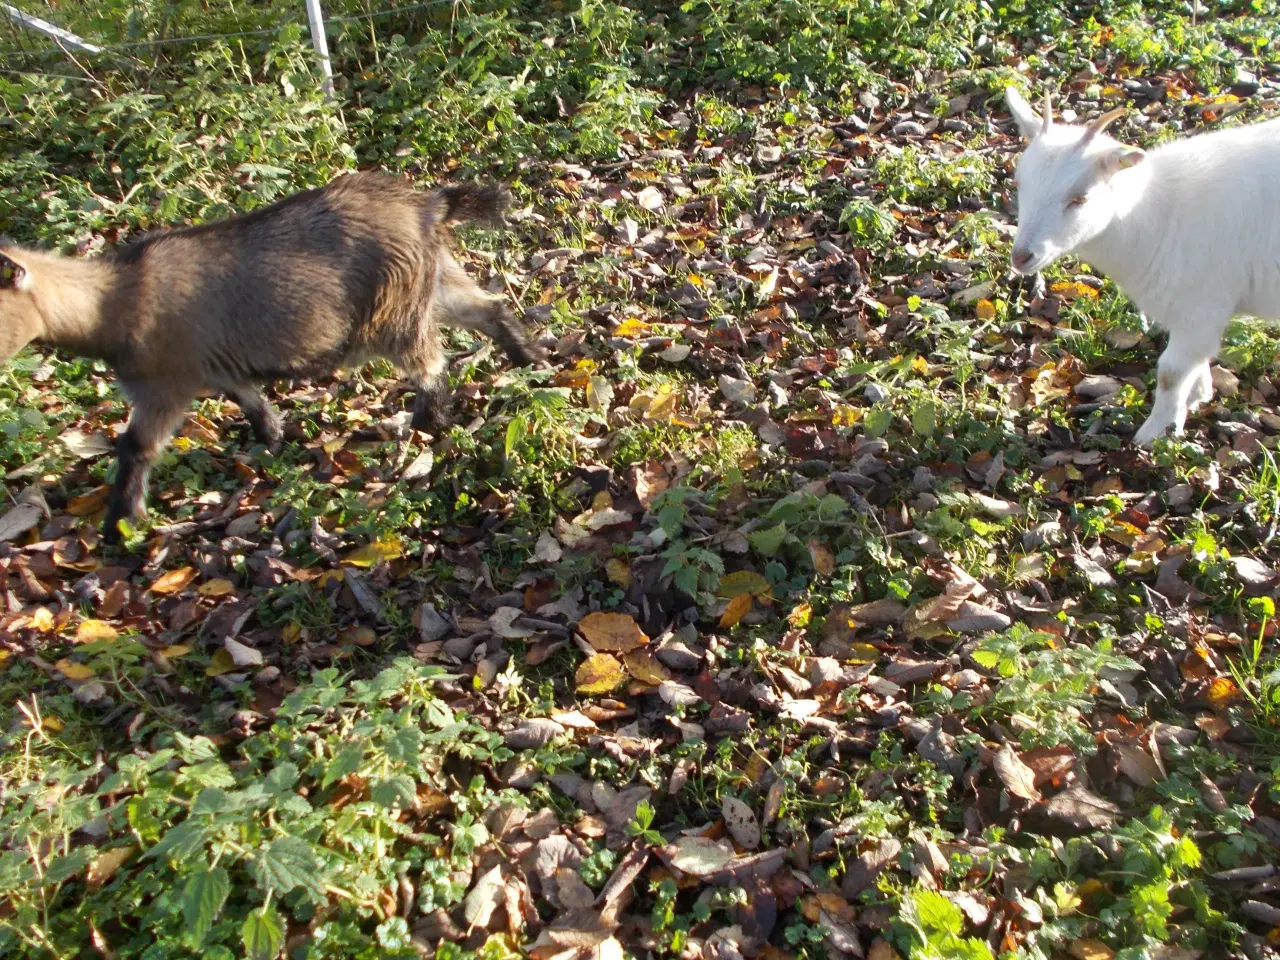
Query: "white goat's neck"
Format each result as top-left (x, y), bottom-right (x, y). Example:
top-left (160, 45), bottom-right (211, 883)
top-left (27, 250), bottom-right (128, 359)
top-left (1074, 160), bottom-right (1157, 293)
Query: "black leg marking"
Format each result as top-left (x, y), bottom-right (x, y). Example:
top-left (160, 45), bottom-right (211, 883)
top-left (229, 386), bottom-right (282, 451)
top-left (410, 371), bottom-right (450, 434)
top-left (488, 304), bottom-right (543, 367)
top-left (103, 431), bottom-right (150, 544)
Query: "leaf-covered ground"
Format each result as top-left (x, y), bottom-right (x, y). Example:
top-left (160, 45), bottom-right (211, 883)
top-left (4, 1), bottom-right (1280, 959)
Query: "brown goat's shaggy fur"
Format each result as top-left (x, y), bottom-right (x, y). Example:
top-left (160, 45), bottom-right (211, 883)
top-left (0, 171), bottom-right (541, 541)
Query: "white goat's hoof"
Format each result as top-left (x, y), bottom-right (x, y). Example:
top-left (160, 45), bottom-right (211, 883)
top-left (1133, 418), bottom-right (1172, 447)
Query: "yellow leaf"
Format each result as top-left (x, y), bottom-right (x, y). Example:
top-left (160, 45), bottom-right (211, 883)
top-left (205, 648), bottom-right (236, 677)
top-left (911, 356), bottom-right (929, 375)
top-left (30, 607), bottom-right (55, 633)
top-left (159, 644), bottom-right (190, 659)
top-left (614, 318), bottom-right (654, 337)
top-left (1050, 281), bottom-right (1099, 302)
top-left (578, 612), bottom-right (648, 653)
top-left (788, 602), bottom-right (812, 628)
top-left (281, 622), bottom-right (303, 644)
top-left (757, 266), bottom-right (779, 299)
top-left (605, 558), bottom-right (632, 588)
top-left (575, 653), bottom-right (626, 695)
top-left (719, 593), bottom-right (752, 628)
top-left (150, 567), bottom-right (197, 595)
top-left (315, 569), bottom-right (345, 588)
top-left (975, 299), bottom-right (997, 320)
top-left (807, 540), bottom-right (836, 576)
top-left (717, 571), bottom-right (772, 599)
top-left (56, 659), bottom-right (96, 681)
top-left (42, 714), bottom-right (63, 732)
top-left (847, 643), bottom-right (880, 665)
top-left (75, 620), bottom-right (118, 644)
top-left (1069, 940), bottom-right (1115, 960)
top-left (86, 845), bottom-right (136, 892)
top-left (623, 649), bottom-right (672, 686)
top-left (341, 625), bottom-right (378, 647)
top-left (1206, 676), bottom-right (1244, 710)
top-left (342, 537), bottom-right (403, 568)
top-left (832, 404), bottom-right (863, 427)
top-left (198, 578), bottom-right (236, 597)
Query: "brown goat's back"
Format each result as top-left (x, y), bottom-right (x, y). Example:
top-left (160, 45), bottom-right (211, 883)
top-left (111, 171), bottom-right (446, 387)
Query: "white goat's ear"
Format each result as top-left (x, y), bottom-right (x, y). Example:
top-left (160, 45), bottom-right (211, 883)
top-left (1005, 86), bottom-right (1044, 140)
top-left (1099, 145), bottom-right (1146, 176)
top-left (0, 252), bottom-right (28, 291)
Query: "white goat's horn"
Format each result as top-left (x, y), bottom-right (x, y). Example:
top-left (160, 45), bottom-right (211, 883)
top-left (1041, 91), bottom-right (1053, 133)
top-left (1083, 106), bottom-right (1127, 143)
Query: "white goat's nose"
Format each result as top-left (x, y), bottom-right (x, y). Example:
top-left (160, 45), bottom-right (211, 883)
top-left (1012, 247), bottom-right (1034, 270)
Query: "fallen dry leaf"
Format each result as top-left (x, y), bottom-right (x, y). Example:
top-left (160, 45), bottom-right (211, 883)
top-left (150, 567), bottom-right (197, 595)
top-left (719, 593), bottom-right (752, 628)
top-left (575, 654), bottom-right (626, 695)
top-left (578, 612), bottom-right (648, 653)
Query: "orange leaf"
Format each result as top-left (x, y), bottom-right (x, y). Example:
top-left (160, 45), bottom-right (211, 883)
top-left (807, 540), bottom-right (836, 576)
top-left (719, 593), bottom-right (752, 628)
top-left (975, 299), bottom-right (997, 320)
top-left (66, 485), bottom-right (110, 517)
top-left (150, 567), bottom-right (197, 595)
top-left (1205, 676), bottom-right (1244, 710)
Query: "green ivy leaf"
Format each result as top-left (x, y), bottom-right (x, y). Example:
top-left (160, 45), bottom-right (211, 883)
top-left (241, 904), bottom-right (285, 960)
top-left (182, 866), bottom-right (230, 942)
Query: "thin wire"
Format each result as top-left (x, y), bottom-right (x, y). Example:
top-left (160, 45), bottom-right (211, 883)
top-left (4, 0), bottom-right (455, 55)
top-left (0, 64), bottom-right (89, 80)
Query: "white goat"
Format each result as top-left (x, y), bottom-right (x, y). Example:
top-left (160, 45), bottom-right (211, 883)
top-left (1004, 85), bottom-right (1280, 445)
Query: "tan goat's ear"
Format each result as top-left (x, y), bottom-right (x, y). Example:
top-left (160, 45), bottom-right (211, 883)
top-left (0, 252), bottom-right (27, 290)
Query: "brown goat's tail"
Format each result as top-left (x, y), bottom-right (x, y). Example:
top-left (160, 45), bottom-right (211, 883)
top-left (434, 182), bottom-right (510, 226)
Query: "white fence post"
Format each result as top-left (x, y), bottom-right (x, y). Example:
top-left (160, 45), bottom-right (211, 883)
top-left (303, 0), bottom-right (335, 100)
top-left (1, 3), bottom-right (102, 54)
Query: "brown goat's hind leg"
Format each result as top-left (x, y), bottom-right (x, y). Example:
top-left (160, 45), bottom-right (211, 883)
top-left (228, 385), bottom-right (282, 451)
top-left (103, 386), bottom-right (190, 544)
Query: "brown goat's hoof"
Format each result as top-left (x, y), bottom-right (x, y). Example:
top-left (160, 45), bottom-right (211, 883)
top-left (411, 411), bottom-right (450, 435)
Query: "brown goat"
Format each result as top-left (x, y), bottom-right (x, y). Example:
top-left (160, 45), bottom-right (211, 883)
top-left (0, 171), bottom-right (541, 542)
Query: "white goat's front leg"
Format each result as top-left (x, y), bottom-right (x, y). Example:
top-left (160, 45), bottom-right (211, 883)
top-left (1187, 361), bottom-right (1214, 411)
top-left (1134, 320), bottom-right (1224, 446)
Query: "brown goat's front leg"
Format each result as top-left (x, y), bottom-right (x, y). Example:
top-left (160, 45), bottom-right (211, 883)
top-left (485, 302), bottom-right (545, 368)
top-left (103, 385), bottom-right (190, 543)
top-left (227, 385), bottom-right (282, 451)
top-left (408, 351), bottom-right (450, 435)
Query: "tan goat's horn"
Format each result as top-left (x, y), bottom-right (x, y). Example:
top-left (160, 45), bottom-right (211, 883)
top-left (1083, 106), bottom-right (1127, 143)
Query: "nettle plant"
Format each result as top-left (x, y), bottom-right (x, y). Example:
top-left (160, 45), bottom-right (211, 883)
top-left (967, 622), bottom-right (1141, 750)
top-left (0, 659), bottom-right (516, 960)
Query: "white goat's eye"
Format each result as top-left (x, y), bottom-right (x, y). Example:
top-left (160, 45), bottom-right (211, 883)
top-left (1066, 195), bottom-right (1087, 209)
